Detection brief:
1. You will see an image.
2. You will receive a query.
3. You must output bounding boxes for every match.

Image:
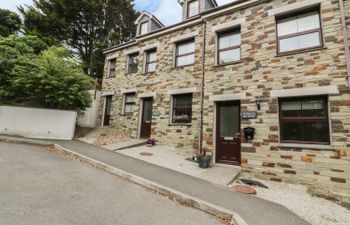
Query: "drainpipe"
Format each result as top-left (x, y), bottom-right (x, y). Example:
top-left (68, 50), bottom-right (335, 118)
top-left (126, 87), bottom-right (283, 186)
top-left (199, 20), bottom-right (206, 154)
top-left (338, 0), bottom-right (350, 89)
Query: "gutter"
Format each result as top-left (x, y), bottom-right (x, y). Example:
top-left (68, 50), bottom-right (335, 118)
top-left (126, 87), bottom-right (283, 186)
top-left (338, 0), bottom-right (350, 89)
top-left (103, 0), bottom-right (267, 54)
top-left (199, 20), bottom-right (207, 154)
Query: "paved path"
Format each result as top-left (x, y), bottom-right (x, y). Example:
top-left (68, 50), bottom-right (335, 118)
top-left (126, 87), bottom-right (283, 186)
top-left (0, 142), bottom-right (222, 225)
top-left (118, 145), bottom-right (241, 186)
top-left (49, 139), bottom-right (310, 225)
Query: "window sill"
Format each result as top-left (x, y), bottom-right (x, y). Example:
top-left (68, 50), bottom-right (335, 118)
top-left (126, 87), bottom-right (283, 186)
top-left (172, 64), bottom-right (195, 70)
top-left (278, 143), bottom-right (333, 150)
top-left (168, 123), bottom-right (192, 127)
top-left (141, 71), bottom-right (157, 75)
top-left (121, 113), bottom-right (134, 117)
top-left (275, 47), bottom-right (327, 57)
top-left (214, 60), bottom-right (242, 67)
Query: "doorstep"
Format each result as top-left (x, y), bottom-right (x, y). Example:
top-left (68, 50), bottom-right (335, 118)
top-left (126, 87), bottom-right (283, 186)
top-left (102, 139), bottom-right (146, 151)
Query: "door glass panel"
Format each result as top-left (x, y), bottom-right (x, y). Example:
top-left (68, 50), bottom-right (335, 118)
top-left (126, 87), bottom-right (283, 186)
top-left (220, 105), bottom-right (239, 138)
top-left (143, 100), bottom-right (152, 121)
top-left (105, 96), bottom-right (112, 114)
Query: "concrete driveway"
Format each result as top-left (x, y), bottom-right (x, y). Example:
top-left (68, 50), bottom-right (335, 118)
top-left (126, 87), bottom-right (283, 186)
top-left (0, 142), bottom-right (222, 225)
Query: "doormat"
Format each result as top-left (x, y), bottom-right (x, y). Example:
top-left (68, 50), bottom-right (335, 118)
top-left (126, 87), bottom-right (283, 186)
top-left (140, 152), bottom-right (154, 156)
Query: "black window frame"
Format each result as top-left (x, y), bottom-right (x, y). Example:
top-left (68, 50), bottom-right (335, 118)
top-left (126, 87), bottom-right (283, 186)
top-left (108, 58), bottom-right (116, 78)
top-left (278, 96), bottom-right (330, 145)
top-left (124, 92), bottom-right (136, 115)
top-left (276, 7), bottom-right (323, 55)
top-left (172, 93), bottom-right (193, 124)
top-left (175, 39), bottom-right (195, 68)
top-left (145, 48), bottom-right (157, 73)
top-left (217, 28), bottom-right (241, 65)
top-left (127, 53), bottom-right (139, 74)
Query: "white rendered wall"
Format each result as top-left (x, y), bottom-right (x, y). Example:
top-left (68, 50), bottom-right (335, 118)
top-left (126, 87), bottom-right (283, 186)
top-left (0, 106), bottom-right (77, 140)
top-left (77, 90), bottom-right (101, 128)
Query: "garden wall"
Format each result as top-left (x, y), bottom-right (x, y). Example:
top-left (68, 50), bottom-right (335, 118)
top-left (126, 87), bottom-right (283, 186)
top-left (0, 106), bottom-right (76, 140)
top-left (77, 90), bottom-right (101, 128)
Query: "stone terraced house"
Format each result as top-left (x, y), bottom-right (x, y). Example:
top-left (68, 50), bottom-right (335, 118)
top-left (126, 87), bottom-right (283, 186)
top-left (101, 0), bottom-right (350, 204)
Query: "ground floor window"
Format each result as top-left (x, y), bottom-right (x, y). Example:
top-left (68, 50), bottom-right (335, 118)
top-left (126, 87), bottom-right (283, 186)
top-left (124, 93), bottom-right (136, 115)
top-left (279, 96), bottom-right (330, 144)
top-left (172, 93), bottom-right (193, 123)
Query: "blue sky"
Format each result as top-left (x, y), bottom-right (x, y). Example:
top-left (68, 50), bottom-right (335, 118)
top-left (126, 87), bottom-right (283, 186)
top-left (0, 0), bottom-right (234, 26)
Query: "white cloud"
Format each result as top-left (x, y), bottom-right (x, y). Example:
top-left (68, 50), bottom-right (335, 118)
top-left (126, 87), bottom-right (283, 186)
top-left (153, 0), bottom-right (182, 26)
top-left (0, 0), bottom-right (33, 12)
top-left (152, 0), bottom-right (237, 26)
top-left (218, 0), bottom-right (235, 5)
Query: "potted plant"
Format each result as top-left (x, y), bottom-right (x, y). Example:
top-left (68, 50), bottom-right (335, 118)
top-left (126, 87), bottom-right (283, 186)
top-left (146, 138), bottom-right (156, 147)
top-left (197, 151), bottom-right (212, 169)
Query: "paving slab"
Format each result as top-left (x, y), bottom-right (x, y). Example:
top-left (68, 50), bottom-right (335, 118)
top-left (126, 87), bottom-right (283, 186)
top-left (118, 145), bottom-right (240, 186)
top-left (0, 136), bottom-right (310, 225)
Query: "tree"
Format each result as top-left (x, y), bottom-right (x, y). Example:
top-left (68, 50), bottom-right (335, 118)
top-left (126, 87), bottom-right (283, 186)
top-left (0, 9), bottom-right (22, 37)
top-left (19, 0), bottom-right (139, 78)
top-left (0, 35), bottom-right (93, 111)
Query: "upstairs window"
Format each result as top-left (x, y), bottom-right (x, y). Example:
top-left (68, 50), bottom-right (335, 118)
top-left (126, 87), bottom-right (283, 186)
top-left (127, 53), bottom-right (138, 74)
top-left (188, 0), bottom-right (199, 18)
top-left (140, 22), bottom-right (148, 35)
top-left (172, 93), bottom-right (193, 124)
top-left (175, 39), bottom-right (195, 67)
top-left (108, 58), bottom-right (116, 77)
top-left (277, 9), bottom-right (322, 54)
top-left (217, 28), bottom-right (241, 64)
top-left (145, 49), bottom-right (157, 73)
top-left (124, 93), bottom-right (136, 115)
top-left (279, 96), bottom-right (330, 145)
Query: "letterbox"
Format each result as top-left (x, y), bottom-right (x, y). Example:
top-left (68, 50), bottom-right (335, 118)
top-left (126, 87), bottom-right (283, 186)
top-left (243, 127), bottom-right (255, 140)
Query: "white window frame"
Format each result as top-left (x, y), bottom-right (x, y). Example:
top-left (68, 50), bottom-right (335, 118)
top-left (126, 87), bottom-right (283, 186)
top-left (140, 21), bottom-right (148, 35)
top-left (187, 0), bottom-right (199, 18)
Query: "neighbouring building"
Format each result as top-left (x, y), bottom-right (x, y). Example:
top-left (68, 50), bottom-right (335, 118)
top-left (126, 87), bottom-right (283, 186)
top-left (100, 0), bottom-right (350, 204)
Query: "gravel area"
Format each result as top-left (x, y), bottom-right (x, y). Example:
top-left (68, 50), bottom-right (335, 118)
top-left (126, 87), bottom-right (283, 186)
top-left (76, 127), bottom-right (131, 146)
top-left (93, 128), bottom-right (130, 146)
top-left (74, 126), bottom-right (94, 138)
top-left (252, 179), bottom-right (350, 225)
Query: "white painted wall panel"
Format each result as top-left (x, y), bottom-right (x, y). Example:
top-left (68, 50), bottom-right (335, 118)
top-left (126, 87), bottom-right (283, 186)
top-left (0, 106), bottom-right (77, 140)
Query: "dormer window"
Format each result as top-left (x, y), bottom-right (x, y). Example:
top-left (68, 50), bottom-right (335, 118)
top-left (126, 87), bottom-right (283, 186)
top-left (135, 11), bottom-right (164, 36)
top-left (140, 22), bottom-right (148, 35)
top-left (187, 0), bottom-right (199, 18)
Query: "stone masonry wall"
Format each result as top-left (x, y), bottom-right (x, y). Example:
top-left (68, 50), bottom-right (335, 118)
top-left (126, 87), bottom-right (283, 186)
top-left (101, 24), bottom-right (204, 157)
top-left (101, 0), bottom-right (350, 203)
top-left (201, 0), bottom-right (350, 203)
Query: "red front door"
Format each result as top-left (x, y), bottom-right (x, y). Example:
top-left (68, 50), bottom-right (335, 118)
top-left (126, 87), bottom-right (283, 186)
top-left (140, 98), bottom-right (153, 139)
top-left (216, 101), bottom-right (241, 165)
